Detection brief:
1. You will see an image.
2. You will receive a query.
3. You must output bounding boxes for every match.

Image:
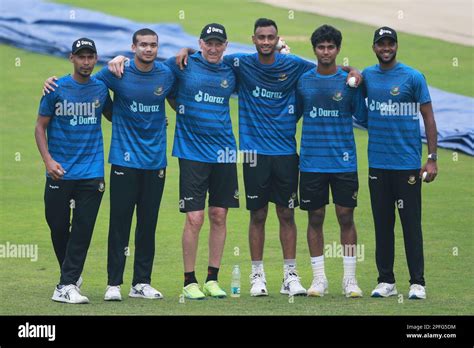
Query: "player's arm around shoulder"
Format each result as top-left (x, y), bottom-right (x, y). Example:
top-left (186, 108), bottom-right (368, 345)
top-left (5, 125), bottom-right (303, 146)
top-left (42, 76), bottom-right (59, 95)
top-left (107, 55), bottom-right (129, 78)
top-left (351, 82), bottom-right (368, 128)
top-left (222, 52), bottom-right (248, 71)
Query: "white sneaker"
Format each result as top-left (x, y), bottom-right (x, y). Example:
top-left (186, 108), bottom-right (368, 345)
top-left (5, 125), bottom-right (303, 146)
top-left (280, 270), bottom-right (307, 296)
top-left (76, 276), bottom-right (83, 289)
top-left (408, 284), bottom-right (426, 299)
top-left (342, 277), bottom-right (363, 298)
top-left (129, 283), bottom-right (163, 299)
top-left (249, 269), bottom-right (268, 297)
top-left (371, 282), bottom-right (398, 298)
top-left (104, 285), bottom-right (122, 301)
top-left (52, 284), bottom-right (89, 304)
top-left (307, 276), bottom-right (328, 297)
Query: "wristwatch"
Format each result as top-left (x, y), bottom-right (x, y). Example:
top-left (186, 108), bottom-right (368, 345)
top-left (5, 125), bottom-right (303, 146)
top-left (428, 153), bottom-right (438, 161)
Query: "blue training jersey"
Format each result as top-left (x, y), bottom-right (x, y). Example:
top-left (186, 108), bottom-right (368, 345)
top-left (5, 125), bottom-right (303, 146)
top-left (297, 68), bottom-right (367, 173)
top-left (165, 52), bottom-right (237, 163)
top-left (223, 53), bottom-right (315, 155)
top-left (38, 75), bottom-right (112, 180)
top-left (363, 62), bottom-right (431, 170)
top-left (95, 60), bottom-right (175, 170)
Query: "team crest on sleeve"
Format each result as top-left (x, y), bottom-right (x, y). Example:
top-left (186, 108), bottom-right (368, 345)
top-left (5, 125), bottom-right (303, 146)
top-left (220, 79), bottom-right (229, 88)
top-left (278, 73), bottom-right (288, 81)
top-left (332, 91), bottom-right (343, 101)
top-left (154, 86), bottom-right (164, 96)
top-left (390, 86), bottom-right (400, 96)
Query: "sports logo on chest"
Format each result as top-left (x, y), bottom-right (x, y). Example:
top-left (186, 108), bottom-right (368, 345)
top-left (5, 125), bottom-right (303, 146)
top-left (154, 86), bottom-right (164, 96)
top-left (332, 91), bottom-right (343, 102)
top-left (278, 73), bottom-right (288, 82)
top-left (390, 86), bottom-right (400, 96)
top-left (220, 79), bottom-right (229, 88)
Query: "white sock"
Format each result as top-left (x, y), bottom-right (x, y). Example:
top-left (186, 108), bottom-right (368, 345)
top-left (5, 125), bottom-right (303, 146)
top-left (343, 256), bottom-right (357, 279)
top-left (251, 261), bottom-right (263, 272)
top-left (310, 255), bottom-right (325, 279)
top-left (283, 259), bottom-right (296, 273)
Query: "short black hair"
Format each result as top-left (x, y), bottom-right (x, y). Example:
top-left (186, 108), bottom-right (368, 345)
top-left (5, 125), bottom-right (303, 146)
top-left (254, 18), bottom-right (278, 33)
top-left (133, 28), bottom-right (158, 44)
top-left (310, 25), bottom-right (342, 49)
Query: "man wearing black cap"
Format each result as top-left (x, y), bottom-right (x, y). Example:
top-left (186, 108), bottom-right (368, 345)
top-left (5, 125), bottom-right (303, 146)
top-left (167, 23), bottom-right (239, 299)
top-left (363, 27), bottom-right (438, 300)
top-left (107, 23), bottom-right (238, 299)
top-left (36, 38), bottom-right (112, 303)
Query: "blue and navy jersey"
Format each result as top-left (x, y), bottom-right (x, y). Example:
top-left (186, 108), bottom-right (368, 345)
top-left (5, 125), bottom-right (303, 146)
top-left (95, 60), bottom-right (175, 170)
top-left (165, 53), bottom-right (237, 163)
top-left (38, 75), bottom-right (111, 180)
top-left (223, 53), bottom-right (315, 155)
top-left (297, 68), bottom-right (367, 173)
top-left (363, 62), bottom-right (431, 170)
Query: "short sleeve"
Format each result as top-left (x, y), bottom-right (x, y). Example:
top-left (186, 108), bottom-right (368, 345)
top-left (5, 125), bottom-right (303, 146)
top-left (38, 91), bottom-right (56, 117)
top-left (168, 78), bottom-right (178, 99)
top-left (290, 54), bottom-right (316, 75)
top-left (223, 53), bottom-right (247, 71)
top-left (351, 84), bottom-right (368, 127)
top-left (102, 92), bottom-right (113, 115)
top-left (164, 56), bottom-right (180, 77)
top-left (412, 72), bottom-right (431, 105)
top-left (295, 78), bottom-right (304, 121)
top-left (94, 66), bottom-right (116, 89)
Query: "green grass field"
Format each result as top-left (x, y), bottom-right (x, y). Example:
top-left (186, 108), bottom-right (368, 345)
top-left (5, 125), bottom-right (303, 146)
top-left (0, 0), bottom-right (473, 315)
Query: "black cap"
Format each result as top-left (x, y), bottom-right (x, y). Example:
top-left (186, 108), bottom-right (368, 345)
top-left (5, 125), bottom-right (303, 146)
top-left (71, 38), bottom-right (97, 54)
top-left (373, 27), bottom-right (397, 44)
top-left (200, 23), bottom-right (227, 42)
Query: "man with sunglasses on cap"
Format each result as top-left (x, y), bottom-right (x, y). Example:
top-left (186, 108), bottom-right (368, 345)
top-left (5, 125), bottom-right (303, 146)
top-left (108, 23), bottom-right (239, 300)
top-left (363, 27), bottom-right (438, 300)
top-left (36, 38), bottom-right (112, 303)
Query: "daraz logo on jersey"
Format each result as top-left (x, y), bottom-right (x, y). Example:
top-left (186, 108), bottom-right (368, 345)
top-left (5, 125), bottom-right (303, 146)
top-left (251, 86), bottom-right (283, 99)
top-left (129, 100), bottom-right (160, 113)
top-left (194, 90), bottom-right (224, 104)
top-left (369, 99), bottom-right (392, 112)
top-left (309, 106), bottom-right (339, 118)
top-left (55, 100), bottom-right (97, 126)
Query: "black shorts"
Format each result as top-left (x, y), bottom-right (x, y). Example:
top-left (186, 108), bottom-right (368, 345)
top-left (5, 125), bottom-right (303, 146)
top-left (179, 159), bottom-right (239, 213)
top-left (243, 154), bottom-right (299, 211)
top-left (299, 171), bottom-right (359, 210)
